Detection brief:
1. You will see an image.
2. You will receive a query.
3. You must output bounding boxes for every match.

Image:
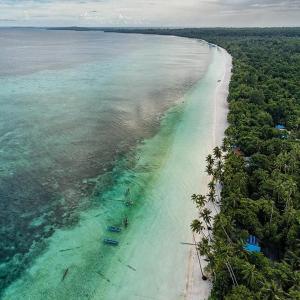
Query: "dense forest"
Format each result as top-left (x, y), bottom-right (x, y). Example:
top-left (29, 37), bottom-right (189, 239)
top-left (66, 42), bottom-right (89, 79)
top-left (106, 28), bottom-right (300, 299)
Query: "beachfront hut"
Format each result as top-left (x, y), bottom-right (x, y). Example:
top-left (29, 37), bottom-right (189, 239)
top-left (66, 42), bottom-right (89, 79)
top-left (244, 235), bottom-right (261, 253)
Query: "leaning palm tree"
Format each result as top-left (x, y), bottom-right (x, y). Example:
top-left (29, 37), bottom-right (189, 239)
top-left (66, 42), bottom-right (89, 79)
top-left (198, 237), bottom-right (212, 258)
top-left (191, 219), bottom-right (205, 234)
top-left (192, 233), bottom-right (207, 280)
top-left (191, 219), bottom-right (209, 239)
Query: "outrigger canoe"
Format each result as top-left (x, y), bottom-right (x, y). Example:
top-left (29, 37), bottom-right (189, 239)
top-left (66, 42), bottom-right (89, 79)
top-left (103, 238), bottom-right (119, 246)
top-left (107, 226), bottom-right (122, 233)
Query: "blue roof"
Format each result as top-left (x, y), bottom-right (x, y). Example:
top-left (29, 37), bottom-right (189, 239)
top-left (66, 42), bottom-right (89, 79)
top-left (247, 235), bottom-right (258, 245)
top-left (244, 244), bottom-right (261, 253)
top-left (275, 124), bottom-right (286, 130)
top-left (244, 235), bottom-right (261, 253)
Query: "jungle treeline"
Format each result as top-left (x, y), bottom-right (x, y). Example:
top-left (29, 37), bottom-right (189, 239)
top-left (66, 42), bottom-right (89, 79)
top-left (107, 28), bottom-right (300, 299)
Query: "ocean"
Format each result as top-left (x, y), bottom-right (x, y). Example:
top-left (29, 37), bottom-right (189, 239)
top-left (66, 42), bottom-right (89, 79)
top-left (0, 28), bottom-right (228, 299)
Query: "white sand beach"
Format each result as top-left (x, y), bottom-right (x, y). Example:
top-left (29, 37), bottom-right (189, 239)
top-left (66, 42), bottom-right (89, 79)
top-left (185, 46), bottom-right (232, 300)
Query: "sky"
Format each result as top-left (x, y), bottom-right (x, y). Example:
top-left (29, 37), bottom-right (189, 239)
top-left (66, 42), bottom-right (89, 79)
top-left (0, 0), bottom-right (300, 27)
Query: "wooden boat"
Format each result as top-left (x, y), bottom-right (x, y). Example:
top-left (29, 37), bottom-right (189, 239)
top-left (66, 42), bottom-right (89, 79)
top-left (107, 226), bottom-right (122, 233)
top-left (103, 238), bottom-right (119, 246)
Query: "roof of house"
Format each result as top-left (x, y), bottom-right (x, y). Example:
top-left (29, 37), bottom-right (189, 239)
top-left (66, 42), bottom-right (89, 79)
top-left (244, 244), bottom-right (261, 253)
top-left (275, 124), bottom-right (286, 130)
top-left (233, 147), bottom-right (244, 157)
top-left (244, 235), bottom-right (261, 253)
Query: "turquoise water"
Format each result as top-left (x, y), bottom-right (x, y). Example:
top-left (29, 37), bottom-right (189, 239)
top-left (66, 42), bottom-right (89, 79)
top-left (0, 29), bottom-right (215, 298)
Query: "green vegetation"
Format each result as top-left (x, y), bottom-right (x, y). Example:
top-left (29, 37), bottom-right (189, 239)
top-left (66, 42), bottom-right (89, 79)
top-left (107, 28), bottom-right (300, 299)
top-left (198, 33), bottom-right (300, 300)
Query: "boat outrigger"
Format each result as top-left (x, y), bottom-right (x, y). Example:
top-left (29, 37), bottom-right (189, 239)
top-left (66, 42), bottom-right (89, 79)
top-left (107, 226), bottom-right (122, 233)
top-left (123, 217), bottom-right (128, 228)
top-left (103, 238), bottom-right (119, 246)
top-left (124, 187), bottom-right (134, 206)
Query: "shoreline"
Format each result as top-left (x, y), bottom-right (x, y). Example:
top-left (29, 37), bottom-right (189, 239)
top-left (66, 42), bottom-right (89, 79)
top-left (184, 47), bottom-right (232, 300)
top-left (98, 44), bottom-right (232, 300)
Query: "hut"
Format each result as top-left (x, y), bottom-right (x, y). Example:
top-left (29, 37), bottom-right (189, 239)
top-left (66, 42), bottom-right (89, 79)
top-left (275, 124), bottom-right (286, 130)
top-left (232, 145), bottom-right (244, 157)
top-left (244, 235), bottom-right (261, 253)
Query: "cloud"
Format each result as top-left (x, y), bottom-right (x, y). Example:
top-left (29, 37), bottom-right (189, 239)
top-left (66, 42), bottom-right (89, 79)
top-left (0, 0), bottom-right (299, 26)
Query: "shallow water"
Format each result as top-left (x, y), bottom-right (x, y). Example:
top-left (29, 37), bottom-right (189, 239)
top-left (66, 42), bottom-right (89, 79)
top-left (0, 29), bottom-right (214, 297)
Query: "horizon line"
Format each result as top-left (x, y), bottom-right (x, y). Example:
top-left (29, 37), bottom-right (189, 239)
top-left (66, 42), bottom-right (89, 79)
top-left (1, 25), bottom-right (300, 30)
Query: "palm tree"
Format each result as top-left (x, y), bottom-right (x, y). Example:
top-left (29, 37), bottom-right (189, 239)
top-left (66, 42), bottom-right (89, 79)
top-left (241, 263), bottom-right (257, 288)
top-left (191, 193), bottom-right (197, 201)
top-left (201, 208), bottom-right (213, 226)
top-left (199, 208), bottom-right (213, 240)
top-left (192, 233), bottom-right (207, 280)
top-left (285, 240), bottom-right (300, 270)
top-left (208, 180), bottom-right (216, 192)
top-left (191, 219), bottom-right (205, 234)
top-left (273, 176), bottom-right (297, 211)
top-left (216, 214), bottom-right (233, 243)
top-left (274, 152), bottom-right (288, 173)
top-left (198, 237), bottom-right (211, 258)
top-left (260, 280), bottom-right (287, 300)
top-left (191, 194), bottom-right (206, 208)
top-left (206, 164), bottom-right (214, 176)
top-left (207, 190), bottom-right (216, 204)
top-left (206, 154), bottom-right (214, 166)
top-left (196, 194), bottom-right (207, 208)
top-left (283, 178), bottom-right (297, 210)
top-left (213, 146), bottom-right (222, 160)
top-left (214, 160), bottom-right (223, 182)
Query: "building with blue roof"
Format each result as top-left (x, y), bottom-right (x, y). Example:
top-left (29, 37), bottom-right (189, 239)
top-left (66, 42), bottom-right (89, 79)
top-left (244, 235), bottom-right (261, 253)
top-left (275, 124), bottom-right (286, 130)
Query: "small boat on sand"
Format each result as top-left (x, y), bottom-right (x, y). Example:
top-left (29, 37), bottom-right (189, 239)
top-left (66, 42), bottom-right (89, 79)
top-left (107, 226), bottom-right (122, 233)
top-left (103, 238), bottom-right (119, 246)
